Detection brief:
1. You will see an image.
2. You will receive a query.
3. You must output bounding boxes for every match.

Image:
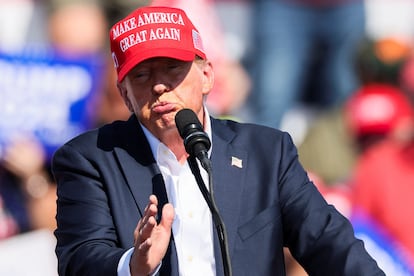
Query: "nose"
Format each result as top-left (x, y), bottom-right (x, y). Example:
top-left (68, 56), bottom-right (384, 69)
top-left (152, 83), bottom-right (171, 94)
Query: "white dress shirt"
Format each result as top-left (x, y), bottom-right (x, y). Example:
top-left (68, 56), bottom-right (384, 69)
top-left (118, 110), bottom-right (216, 276)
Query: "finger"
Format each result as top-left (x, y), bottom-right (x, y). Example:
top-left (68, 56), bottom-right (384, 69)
top-left (141, 202), bottom-right (157, 229)
top-left (134, 196), bottom-right (159, 243)
top-left (139, 195), bottom-right (158, 227)
top-left (137, 237), bottom-right (152, 256)
top-left (139, 215), bottom-right (157, 241)
top-left (142, 195), bottom-right (158, 222)
top-left (149, 194), bottom-right (158, 206)
top-left (160, 203), bottom-right (175, 230)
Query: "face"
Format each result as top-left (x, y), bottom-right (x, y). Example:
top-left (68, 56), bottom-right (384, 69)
top-left (117, 57), bottom-right (214, 140)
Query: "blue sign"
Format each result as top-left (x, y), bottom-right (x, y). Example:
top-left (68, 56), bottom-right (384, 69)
top-left (352, 210), bottom-right (414, 275)
top-left (0, 47), bottom-right (105, 159)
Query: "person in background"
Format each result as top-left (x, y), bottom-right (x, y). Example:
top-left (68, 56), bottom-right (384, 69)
top-left (47, 0), bottom-right (135, 128)
top-left (298, 37), bottom-right (413, 187)
top-left (297, 36), bottom-right (414, 274)
top-left (350, 89), bottom-right (414, 267)
top-left (249, 0), bottom-right (366, 130)
top-left (47, 0), bottom-right (108, 55)
top-left (52, 5), bottom-right (384, 275)
top-left (0, 0), bottom-right (111, 240)
top-left (0, 136), bottom-right (56, 237)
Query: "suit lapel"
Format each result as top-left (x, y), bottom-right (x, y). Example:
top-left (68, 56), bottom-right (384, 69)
top-left (210, 118), bottom-right (247, 275)
top-left (113, 115), bottom-right (157, 215)
top-left (112, 115), bottom-right (178, 275)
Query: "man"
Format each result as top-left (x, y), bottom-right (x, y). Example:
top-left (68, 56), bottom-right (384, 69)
top-left (53, 5), bottom-right (384, 276)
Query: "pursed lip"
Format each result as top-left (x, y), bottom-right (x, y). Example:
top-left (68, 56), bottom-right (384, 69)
top-left (151, 101), bottom-right (177, 114)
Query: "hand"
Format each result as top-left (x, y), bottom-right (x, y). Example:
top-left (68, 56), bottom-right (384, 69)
top-left (130, 195), bottom-right (174, 276)
top-left (2, 136), bottom-right (46, 180)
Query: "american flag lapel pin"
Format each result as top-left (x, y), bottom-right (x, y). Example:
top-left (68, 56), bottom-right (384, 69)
top-left (231, 156), bottom-right (243, 169)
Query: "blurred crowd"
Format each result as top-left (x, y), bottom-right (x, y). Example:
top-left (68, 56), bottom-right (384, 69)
top-left (1, 0), bottom-right (414, 275)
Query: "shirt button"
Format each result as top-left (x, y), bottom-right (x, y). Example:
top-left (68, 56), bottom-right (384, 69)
top-left (188, 212), bottom-right (193, 218)
top-left (187, 255), bottom-right (193, 262)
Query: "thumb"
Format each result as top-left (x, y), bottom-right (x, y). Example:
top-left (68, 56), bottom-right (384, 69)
top-left (160, 203), bottom-right (174, 229)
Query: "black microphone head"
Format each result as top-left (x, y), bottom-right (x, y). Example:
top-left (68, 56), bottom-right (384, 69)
top-left (175, 108), bottom-right (211, 156)
top-left (175, 108), bottom-right (202, 138)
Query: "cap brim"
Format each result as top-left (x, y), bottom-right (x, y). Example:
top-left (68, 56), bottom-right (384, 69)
top-left (118, 48), bottom-right (196, 82)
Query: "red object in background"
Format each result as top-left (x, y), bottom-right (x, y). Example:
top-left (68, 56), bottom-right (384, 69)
top-left (352, 139), bottom-right (414, 264)
top-left (345, 83), bottom-right (414, 137)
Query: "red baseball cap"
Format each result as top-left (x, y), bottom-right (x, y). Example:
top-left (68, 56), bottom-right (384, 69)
top-left (109, 6), bottom-right (206, 82)
top-left (345, 84), bottom-right (414, 136)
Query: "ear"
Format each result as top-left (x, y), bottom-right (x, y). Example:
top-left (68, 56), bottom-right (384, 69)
top-left (117, 82), bottom-right (134, 112)
top-left (202, 61), bottom-right (214, 95)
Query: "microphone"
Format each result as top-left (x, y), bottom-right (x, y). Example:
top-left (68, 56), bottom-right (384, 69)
top-left (175, 108), bottom-right (232, 276)
top-left (175, 108), bottom-right (212, 171)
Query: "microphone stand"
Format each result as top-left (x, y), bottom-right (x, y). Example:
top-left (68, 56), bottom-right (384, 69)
top-left (187, 155), bottom-right (232, 276)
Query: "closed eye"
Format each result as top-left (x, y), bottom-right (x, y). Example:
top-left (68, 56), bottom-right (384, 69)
top-left (133, 70), bottom-right (150, 81)
top-left (166, 61), bottom-right (185, 71)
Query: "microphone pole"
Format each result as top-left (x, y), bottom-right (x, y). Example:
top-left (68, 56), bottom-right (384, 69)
top-left (175, 108), bottom-right (232, 276)
top-left (187, 155), bottom-right (232, 276)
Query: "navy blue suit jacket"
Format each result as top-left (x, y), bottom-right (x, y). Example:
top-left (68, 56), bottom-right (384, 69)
top-left (53, 115), bottom-right (384, 275)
